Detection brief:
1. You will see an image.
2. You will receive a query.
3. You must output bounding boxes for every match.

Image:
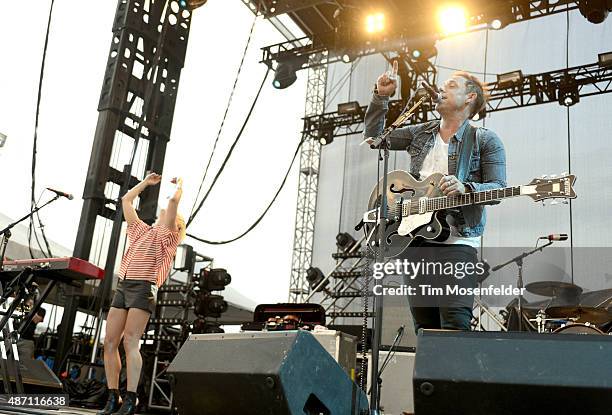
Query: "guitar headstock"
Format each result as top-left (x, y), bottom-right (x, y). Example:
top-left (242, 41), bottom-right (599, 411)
top-left (525, 173), bottom-right (577, 202)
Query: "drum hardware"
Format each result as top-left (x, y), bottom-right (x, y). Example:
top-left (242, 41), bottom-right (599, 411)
top-left (545, 306), bottom-right (612, 325)
top-left (525, 281), bottom-right (583, 299)
top-left (552, 323), bottom-right (605, 335)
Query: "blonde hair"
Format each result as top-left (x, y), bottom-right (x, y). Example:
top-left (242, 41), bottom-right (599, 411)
top-left (176, 213), bottom-right (186, 242)
top-left (453, 71), bottom-right (490, 118)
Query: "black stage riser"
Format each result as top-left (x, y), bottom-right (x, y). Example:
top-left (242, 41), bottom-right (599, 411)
top-left (414, 330), bottom-right (612, 415)
top-left (167, 331), bottom-right (368, 415)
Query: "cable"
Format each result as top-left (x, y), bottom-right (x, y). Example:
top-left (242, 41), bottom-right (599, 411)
top-left (565, 9), bottom-right (574, 283)
top-left (28, 0), bottom-right (56, 259)
top-left (187, 67), bottom-right (271, 227)
top-left (186, 135), bottom-right (304, 245)
top-left (188, 10), bottom-right (259, 221)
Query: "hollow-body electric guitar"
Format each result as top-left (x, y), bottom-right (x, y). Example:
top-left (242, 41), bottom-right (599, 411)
top-left (364, 171), bottom-right (577, 258)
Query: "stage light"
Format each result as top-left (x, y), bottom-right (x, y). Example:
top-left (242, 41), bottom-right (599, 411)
top-left (194, 293), bottom-right (228, 318)
top-left (496, 70), bottom-right (523, 89)
top-left (410, 45), bottom-right (438, 61)
top-left (578, 0), bottom-right (609, 24)
top-left (341, 52), bottom-right (354, 63)
top-left (336, 232), bottom-right (357, 252)
top-left (598, 51), bottom-right (612, 67)
top-left (174, 244), bottom-right (195, 271)
top-left (490, 18), bottom-right (503, 30)
top-left (179, 0), bottom-right (207, 10)
top-left (365, 13), bottom-right (385, 34)
top-left (306, 267), bottom-right (329, 292)
top-left (273, 56), bottom-right (307, 89)
top-left (199, 268), bottom-right (231, 291)
top-left (337, 101), bottom-right (363, 116)
top-left (438, 5), bottom-right (468, 35)
top-left (558, 79), bottom-right (580, 107)
top-left (318, 123), bottom-right (334, 146)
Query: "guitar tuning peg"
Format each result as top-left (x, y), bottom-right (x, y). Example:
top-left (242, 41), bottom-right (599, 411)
top-left (550, 174), bottom-right (557, 178)
top-left (541, 174), bottom-right (549, 179)
top-left (562, 200), bottom-right (569, 205)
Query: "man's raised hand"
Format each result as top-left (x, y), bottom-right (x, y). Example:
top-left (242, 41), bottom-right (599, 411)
top-left (376, 60), bottom-right (398, 96)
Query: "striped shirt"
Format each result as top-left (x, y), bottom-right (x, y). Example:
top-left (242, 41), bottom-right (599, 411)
top-left (118, 218), bottom-right (180, 286)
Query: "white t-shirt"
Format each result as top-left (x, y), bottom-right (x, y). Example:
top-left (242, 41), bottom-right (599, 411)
top-left (418, 133), bottom-right (480, 248)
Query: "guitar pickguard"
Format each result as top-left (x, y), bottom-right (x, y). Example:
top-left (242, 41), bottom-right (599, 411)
top-left (398, 212), bottom-right (433, 236)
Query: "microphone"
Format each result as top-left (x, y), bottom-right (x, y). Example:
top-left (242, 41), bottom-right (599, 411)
top-left (46, 187), bottom-right (74, 200)
top-left (539, 234), bottom-right (568, 241)
top-left (421, 81), bottom-right (442, 103)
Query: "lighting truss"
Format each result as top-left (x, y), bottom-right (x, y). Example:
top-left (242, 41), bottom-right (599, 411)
top-left (302, 59), bottom-right (612, 138)
top-left (258, 1), bottom-right (579, 70)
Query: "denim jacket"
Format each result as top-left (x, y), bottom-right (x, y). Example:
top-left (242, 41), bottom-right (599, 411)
top-left (364, 93), bottom-right (507, 237)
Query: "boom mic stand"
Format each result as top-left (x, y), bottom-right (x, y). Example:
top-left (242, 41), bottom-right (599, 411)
top-left (0, 194), bottom-right (62, 272)
top-left (366, 95), bottom-right (427, 414)
top-left (491, 240), bottom-right (554, 331)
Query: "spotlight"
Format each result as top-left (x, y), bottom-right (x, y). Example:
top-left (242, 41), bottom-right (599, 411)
top-left (410, 45), bottom-right (438, 61)
top-left (174, 244), bottom-right (195, 271)
top-left (272, 56), bottom-right (307, 89)
top-left (558, 79), bottom-right (579, 107)
top-left (179, 0), bottom-right (207, 10)
top-left (318, 123), bottom-right (334, 146)
top-left (496, 70), bottom-right (523, 89)
top-left (337, 101), bottom-right (363, 116)
top-left (365, 12), bottom-right (385, 34)
top-left (578, 0), bottom-right (609, 24)
top-left (192, 318), bottom-right (224, 334)
top-left (598, 51), bottom-right (612, 67)
top-left (194, 293), bottom-right (228, 318)
top-left (199, 268), bottom-right (231, 291)
top-left (438, 5), bottom-right (468, 35)
top-left (490, 18), bottom-right (503, 30)
top-left (306, 267), bottom-right (329, 292)
top-left (341, 52), bottom-right (354, 63)
top-left (336, 232), bottom-right (357, 252)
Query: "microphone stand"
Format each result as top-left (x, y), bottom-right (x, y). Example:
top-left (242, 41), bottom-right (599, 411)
top-left (0, 195), bottom-right (62, 271)
top-left (491, 240), bottom-right (554, 331)
top-left (367, 96), bottom-right (426, 414)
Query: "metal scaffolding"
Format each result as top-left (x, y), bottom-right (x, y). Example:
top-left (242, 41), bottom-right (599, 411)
top-left (288, 53), bottom-right (328, 302)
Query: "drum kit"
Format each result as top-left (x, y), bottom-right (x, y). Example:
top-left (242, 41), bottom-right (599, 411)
top-left (524, 281), bottom-right (612, 335)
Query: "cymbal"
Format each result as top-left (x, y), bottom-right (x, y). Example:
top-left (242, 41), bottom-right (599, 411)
top-left (525, 281), bottom-right (582, 297)
top-left (545, 306), bottom-right (612, 324)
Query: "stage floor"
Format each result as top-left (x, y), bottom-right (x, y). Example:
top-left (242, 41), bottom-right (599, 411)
top-left (0, 406), bottom-right (152, 415)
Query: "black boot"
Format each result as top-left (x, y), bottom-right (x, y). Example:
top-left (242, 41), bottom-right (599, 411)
top-left (112, 391), bottom-right (137, 415)
top-left (97, 389), bottom-right (120, 415)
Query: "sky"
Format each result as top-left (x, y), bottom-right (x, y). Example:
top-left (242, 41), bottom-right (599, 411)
top-left (0, 0), bottom-right (308, 314)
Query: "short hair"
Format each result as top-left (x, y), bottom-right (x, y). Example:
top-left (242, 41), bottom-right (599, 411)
top-left (453, 71), bottom-right (489, 118)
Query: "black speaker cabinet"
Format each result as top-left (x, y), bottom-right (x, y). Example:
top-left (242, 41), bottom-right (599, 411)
top-left (168, 331), bottom-right (369, 414)
top-left (414, 330), bottom-right (612, 415)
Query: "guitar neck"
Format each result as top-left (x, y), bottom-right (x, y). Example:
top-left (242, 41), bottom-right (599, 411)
top-left (406, 186), bottom-right (523, 215)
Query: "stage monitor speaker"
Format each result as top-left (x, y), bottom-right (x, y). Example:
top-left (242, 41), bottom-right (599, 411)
top-left (167, 331), bottom-right (369, 415)
top-left (414, 330), bottom-right (612, 415)
top-left (0, 358), bottom-right (62, 393)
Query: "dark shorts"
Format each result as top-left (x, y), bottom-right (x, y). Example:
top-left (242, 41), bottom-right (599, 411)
top-left (111, 278), bottom-right (158, 314)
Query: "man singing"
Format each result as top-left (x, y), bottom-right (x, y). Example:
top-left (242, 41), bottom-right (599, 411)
top-left (364, 61), bottom-right (506, 332)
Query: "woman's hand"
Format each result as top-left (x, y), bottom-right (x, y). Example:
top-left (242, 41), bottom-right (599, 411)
top-left (144, 172), bottom-right (162, 186)
top-left (170, 177), bottom-right (183, 201)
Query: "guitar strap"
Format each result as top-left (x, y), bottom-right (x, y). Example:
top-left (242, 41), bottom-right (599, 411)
top-left (455, 123), bottom-right (477, 182)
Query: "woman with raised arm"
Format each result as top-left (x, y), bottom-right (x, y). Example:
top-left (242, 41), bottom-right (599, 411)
top-left (98, 173), bottom-right (185, 415)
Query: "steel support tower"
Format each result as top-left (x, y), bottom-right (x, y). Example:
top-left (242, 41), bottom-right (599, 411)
top-left (288, 53), bottom-right (328, 302)
top-left (55, 0), bottom-right (191, 372)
